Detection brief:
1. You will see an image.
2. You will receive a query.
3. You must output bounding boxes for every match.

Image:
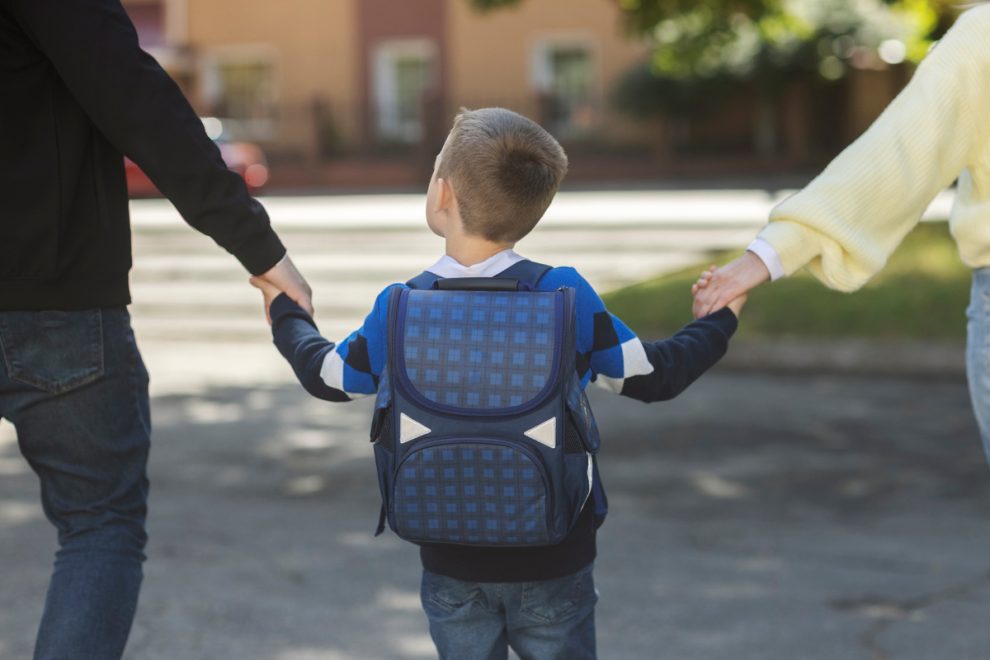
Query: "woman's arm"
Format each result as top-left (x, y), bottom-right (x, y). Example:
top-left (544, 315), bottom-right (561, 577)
top-left (694, 5), bottom-right (990, 316)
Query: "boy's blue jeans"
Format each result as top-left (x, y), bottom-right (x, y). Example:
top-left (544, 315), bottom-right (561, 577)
top-left (421, 563), bottom-right (598, 660)
top-left (0, 308), bottom-right (151, 660)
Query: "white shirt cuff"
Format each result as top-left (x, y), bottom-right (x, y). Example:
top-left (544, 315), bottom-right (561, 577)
top-left (746, 238), bottom-right (786, 281)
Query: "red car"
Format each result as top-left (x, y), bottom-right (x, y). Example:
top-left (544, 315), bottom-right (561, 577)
top-left (125, 133), bottom-right (269, 197)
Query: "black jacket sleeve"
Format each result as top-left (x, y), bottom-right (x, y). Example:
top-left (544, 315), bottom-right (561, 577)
top-left (620, 307), bottom-right (738, 403)
top-left (10, 0), bottom-right (285, 275)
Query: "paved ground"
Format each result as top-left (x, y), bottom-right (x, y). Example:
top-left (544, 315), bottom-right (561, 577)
top-left (2, 368), bottom-right (988, 660)
top-left (1, 189), bottom-right (982, 659)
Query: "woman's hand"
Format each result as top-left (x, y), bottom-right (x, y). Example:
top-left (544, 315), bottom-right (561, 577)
top-left (691, 251), bottom-right (770, 319)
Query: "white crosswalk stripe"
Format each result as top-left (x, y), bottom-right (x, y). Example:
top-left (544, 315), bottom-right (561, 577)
top-left (129, 194), bottom-right (770, 343)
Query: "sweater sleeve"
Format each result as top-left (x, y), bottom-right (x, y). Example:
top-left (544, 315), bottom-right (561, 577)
top-left (618, 309), bottom-right (738, 403)
top-left (270, 287), bottom-right (396, 401)
top-left (10, 0), bottom-right (285, 275)
top-left (557, 268), bottom-right (738, 403)
top-left (758, 5), bottom-right (990, 292)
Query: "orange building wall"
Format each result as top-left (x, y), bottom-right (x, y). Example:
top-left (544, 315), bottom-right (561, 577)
top-left (184, 0), bottom-right (358, 153)
top-left (445, 0), bottom-right (652, 140)
top-left (154, 0), bottom-right (658, 159)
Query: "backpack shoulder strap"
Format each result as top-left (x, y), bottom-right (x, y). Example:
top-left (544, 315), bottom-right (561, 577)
top-left (493, 259), bottom-right (553, 289)
top-left (405, 271), bottom-right (440, 290)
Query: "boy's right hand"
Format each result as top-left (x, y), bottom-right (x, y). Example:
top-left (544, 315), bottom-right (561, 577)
top-left (249, 276), bottom-right (285, 325)
top-left (693, 266), bottom-right (747, 319)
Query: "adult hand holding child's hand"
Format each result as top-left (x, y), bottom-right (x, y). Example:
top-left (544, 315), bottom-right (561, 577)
top-left (256, 253), bottom-right (314, 316)
top-left (691, 252), bottom-right (768, 319)
top-left (693, 265), bottom-right (748, 319)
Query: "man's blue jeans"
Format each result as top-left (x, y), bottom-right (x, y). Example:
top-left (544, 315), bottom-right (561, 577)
top-left (0, 308), bottom-right (151, 660)
top-left (420, 563), bottom-right (598, 660)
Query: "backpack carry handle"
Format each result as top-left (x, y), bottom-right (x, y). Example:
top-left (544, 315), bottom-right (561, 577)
top-left (406, 260), bottom-right (552, 291)
top-left (433, 277), bottom-right (523, 291)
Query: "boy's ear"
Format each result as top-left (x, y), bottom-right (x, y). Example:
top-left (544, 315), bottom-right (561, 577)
top-left (436, 177), bottom-right (454, 211)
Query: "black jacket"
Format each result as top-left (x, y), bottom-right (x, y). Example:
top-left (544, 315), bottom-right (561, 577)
top-left (0, 0), bottom-right (286, 311)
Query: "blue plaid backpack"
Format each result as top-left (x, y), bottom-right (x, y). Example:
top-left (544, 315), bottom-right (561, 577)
top-left (371, 260), bottom-right (604, 547)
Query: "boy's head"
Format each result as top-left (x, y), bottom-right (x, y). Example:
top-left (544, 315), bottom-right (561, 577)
top-left (427, 108), bottom-right (568, 244)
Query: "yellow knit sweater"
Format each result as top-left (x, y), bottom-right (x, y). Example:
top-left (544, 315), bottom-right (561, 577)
top-left (759, 4), bottom-right (990, 292)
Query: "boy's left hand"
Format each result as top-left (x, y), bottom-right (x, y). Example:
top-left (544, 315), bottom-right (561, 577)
top-left (725, 293), bottom-right (747, 319)
top-left (249, 276), bottom-right (284, 325)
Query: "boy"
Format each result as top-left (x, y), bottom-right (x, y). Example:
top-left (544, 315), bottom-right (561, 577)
top-left (251, 108), bottom-right (744, 659)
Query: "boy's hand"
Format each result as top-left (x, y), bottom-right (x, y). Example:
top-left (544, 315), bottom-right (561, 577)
top-left (249, 276), bottom-right (285, 325)
top-left (725, 293), bottom-right (747, 319)
top-left (693, 266), bottom-right (747, 319)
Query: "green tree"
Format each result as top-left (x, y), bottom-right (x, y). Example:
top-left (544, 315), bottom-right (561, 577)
top-left (621, 0), bottom-right (943, 82)
top-left (469, 0), bottom-right (955, 118)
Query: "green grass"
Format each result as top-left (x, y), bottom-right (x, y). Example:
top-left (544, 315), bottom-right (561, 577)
top-left (603, 222), bottom-right (971, 340)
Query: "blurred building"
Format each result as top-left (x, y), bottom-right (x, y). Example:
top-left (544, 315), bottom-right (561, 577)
top-left (121, 0), bottom-right (908, 189)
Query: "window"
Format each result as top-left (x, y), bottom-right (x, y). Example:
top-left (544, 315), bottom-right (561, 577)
top-left (532, 39), bottom-right (597, 136)
top-left (214, 61), bottom-right (275, 120)
top-left (373, 39), bottom-right (437, 143)
top-left (201, 50), bottom-right (278, 139)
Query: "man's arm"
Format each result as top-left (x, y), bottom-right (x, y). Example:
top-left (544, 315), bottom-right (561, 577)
top-left (10, 0), bottom-right (284, 276)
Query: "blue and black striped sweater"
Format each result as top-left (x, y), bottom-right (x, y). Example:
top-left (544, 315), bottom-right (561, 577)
top-left (270, 261), bottom-right (737, 583)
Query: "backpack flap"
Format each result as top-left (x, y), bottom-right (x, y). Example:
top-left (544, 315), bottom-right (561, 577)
top-left (395, 287), bottom-right (565, 415)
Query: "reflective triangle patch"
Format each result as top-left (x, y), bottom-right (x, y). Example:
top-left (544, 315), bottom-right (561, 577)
top-left (399, 413), bottom-right (431, 444)
top-left (524, 417), bottom-right (556, 449)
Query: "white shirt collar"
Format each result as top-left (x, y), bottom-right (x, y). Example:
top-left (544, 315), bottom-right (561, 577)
top-left (426, 249), bottom-right (526, 279)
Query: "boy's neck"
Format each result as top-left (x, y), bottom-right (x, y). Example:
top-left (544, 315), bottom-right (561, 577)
top-left (444, 236), bottom-right (516, 268)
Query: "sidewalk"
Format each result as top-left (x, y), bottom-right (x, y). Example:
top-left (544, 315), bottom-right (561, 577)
top-left (129, 188), bottom-right (956, 230)
top-left (1, 187), bottom-right (978, 659)
top-left (2, 367), bottom-right (988, 659)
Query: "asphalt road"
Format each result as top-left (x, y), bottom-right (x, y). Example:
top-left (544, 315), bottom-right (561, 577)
top-left (3, 369), bottom-right (988, 660)
top-left (0, 188), bottom-right (978, 659)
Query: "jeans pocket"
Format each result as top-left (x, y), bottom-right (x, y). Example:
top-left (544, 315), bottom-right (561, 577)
top-left (422, 571), bottom-right (487, 616)
top-left (519, 564), bottom-right (597, 625)
top-left (0, 309), bottom-right (104, 394)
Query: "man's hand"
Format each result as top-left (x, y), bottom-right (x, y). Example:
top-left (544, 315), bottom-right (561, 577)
top-left (691, 251), bottom-right (770, 319)
top-left (256, 253), bottom-right (314, 316)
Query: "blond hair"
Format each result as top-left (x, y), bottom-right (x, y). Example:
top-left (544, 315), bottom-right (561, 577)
top-left (438, 108), bottom-right (568, 243)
